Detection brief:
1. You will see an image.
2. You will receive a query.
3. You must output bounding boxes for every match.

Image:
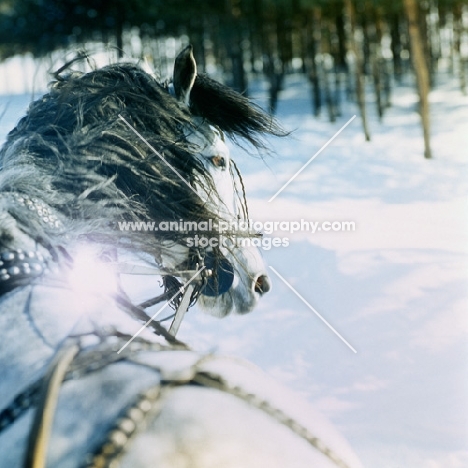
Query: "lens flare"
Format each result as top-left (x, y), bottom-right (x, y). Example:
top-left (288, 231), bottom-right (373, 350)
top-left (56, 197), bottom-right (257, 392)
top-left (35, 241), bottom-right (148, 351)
top-left (68, 247), bottom-right (118, 295)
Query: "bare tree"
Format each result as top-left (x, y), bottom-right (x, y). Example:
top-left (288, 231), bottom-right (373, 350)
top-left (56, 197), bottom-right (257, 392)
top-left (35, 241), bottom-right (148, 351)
top-left (453, 1), bottom-right (466, 95)
top-left (345, 0), bottom-right (371, 141)
top-left (404, 0), bottom-right (432, 159)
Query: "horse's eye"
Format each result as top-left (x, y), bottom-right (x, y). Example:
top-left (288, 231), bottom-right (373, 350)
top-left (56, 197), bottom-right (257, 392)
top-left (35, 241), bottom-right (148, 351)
top-left (210, 155), bottom-right (226, 169)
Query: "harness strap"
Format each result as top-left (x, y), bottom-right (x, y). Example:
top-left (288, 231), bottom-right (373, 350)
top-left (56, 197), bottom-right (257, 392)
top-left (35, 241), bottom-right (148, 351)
top-left (113, 293), bottom-right (189, 346)
top-left (192, 372), bottom-right (352, 468)
top-left (12, 338), bottom-right (351, 468)
top-left (85, 385), bottom-right (163, 468)
top-left (168, 282), bottom-right (196, 336)
top-left (0, 249), bottom-right (48, 295)
top-left (85, 363), bottom-right (353, 468)
top-left (0, 380), bottom-right (42, 435)
top-left (23, 341), bottom-right (80, 468)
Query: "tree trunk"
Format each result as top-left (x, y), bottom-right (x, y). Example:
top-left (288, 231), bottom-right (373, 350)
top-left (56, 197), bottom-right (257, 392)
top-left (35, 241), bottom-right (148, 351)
top-left (323, 21), bottom-right (337, 122)
top-left (116, 18), bottom-right (124, 58)
top-left (418, 0), bottom-right (435, 87)
top-left (454, 2), bottom-right (466, 95)
top-left (268, 72), bottom-right (284, 115)
top-left (383, 58), bottom-right (392, 109)
top-left (262, 30), bottom-right (283, 112)
top-left (367, 5), bottom-right (383, 121)
top-left (390, 14), bottom-right (403, 82)
top-left (334, 67), bottom-right (342, 117)
top-left (335, 12), bottom-right (348, 72)
top-left (371, 45), bottom-right (383, 120)
top-left (230, 48), bottom-right (247, 93)
top-left (305, 8), bottom-right (322, 117)
top-left (111, 3), bottom-right (125, 60)
top-left (189, 16), bottom-right (207, 73)
top-left (330, 15), bottom-right (344, 117)
top-left (345, 0), bottom-right (371, 141)
top-left (404, 0), bottom-right (432, 159)
top-left (323, 64), bottom-right (336, 123)
top-left (360, 9), bottom-right (371, 76)
top-left (224, 0), bottom-right (248, 94)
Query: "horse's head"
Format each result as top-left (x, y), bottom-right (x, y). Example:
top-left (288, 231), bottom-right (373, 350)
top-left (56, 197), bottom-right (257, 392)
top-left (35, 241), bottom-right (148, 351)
top-left (185, 118), bottom-right (272, 316)
top-left (162, 46), bottom-right (275, 317)
top-left (0, 46), bottom-right (284, 319)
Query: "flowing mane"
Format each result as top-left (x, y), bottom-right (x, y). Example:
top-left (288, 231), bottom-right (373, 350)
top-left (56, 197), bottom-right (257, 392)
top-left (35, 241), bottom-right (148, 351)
top-left (0, 58), bottom-right (283, 261)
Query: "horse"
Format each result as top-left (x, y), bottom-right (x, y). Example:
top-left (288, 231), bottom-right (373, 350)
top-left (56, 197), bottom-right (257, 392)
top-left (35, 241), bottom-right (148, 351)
top-left (0, 46), bottom-right (363, 468)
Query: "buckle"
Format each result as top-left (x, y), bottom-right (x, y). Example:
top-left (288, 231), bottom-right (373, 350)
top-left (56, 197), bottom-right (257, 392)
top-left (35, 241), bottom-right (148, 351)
top-left (0, 249), bottom-right (47, 294)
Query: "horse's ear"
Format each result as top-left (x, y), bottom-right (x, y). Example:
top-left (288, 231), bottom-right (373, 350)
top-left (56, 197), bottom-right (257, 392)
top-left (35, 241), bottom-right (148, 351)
top-left (173, 45), bottom-right (197, 106)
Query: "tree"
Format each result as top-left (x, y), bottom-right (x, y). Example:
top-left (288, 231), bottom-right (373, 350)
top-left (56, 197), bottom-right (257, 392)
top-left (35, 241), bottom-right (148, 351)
top-left (403, 0), bottom-right (432, 159)
top-left (345, 0), bottom-right (371, 141)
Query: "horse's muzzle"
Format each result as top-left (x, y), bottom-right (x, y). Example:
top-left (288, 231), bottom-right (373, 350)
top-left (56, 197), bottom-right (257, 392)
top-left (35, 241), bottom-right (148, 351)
top-left (253, 273), bottom-right (271, 296)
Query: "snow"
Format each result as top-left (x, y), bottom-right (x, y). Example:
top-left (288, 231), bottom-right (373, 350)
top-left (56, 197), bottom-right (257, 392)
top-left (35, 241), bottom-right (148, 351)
top-left (181, 74), bottom-right (468, 467)
top-left (1, 67), bottom-right (467, 467)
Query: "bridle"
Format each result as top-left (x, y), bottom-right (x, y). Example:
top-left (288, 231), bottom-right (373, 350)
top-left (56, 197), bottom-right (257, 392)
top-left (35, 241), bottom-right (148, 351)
top-left (0, 192), bottom-right (236, 341)
top-left (117, 248), bottom-right (212, 338)
top-left (0, 126), bottom-right (253, 339)
top-left (0, 192), bottom-right (60, 296)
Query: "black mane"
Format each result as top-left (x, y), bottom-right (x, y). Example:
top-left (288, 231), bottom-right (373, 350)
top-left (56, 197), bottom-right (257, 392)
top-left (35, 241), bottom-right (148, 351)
top-left (0, 59), bottom-right (283, 261)
top-left (191, 73), bottom-right (284, 147)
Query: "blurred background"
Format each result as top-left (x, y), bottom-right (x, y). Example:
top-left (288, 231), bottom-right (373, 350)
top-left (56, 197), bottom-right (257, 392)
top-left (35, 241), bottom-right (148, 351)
top-left (0, 0), bottom-right (467, 154)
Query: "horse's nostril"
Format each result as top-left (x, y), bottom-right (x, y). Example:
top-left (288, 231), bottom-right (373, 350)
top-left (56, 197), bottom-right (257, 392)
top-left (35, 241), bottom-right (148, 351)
top-left (254, 274), bottom-right (271, 295)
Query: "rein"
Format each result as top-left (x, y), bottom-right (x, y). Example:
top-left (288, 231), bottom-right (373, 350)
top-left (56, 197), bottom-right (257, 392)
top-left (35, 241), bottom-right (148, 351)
top-left (14, 335), bottom-right (353, 468)
top-left (117, 253), bottom-right (210, 339)
top-left (0, 192), bottom-right (234, 341)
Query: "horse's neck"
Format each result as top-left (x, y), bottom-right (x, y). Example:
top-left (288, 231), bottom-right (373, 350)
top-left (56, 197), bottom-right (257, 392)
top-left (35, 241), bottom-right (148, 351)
top-left (0, 216), bottom-right (164, 399)
top-left (0, 277), bottom-right (161, 391)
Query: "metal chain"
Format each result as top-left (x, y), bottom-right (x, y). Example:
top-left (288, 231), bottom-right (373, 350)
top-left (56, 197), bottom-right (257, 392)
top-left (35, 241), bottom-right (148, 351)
top-left (0, 381), bottom-right (42, 435)
top-left (84, 385), bottom-right (163, 468)
top-left (192, 372), bottom-right (352, 468)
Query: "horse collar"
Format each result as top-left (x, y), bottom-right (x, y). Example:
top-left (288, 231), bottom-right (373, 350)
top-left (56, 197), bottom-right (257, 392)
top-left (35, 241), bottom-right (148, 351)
top-left (3, 192), bottom-right (63, 230)
top-left (0, 192), bottom-right (234, 337)
top-left (0, 193), bottom-right (60, 295)
top-left (0, 249), bottom-right (48, 295)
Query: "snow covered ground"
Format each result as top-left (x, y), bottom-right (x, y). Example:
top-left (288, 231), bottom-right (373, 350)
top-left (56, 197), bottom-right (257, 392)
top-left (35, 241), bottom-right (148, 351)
top-left (182, 74), bottom-right (468, 467)
top-left (1, 67), bottom-right (467, 467)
